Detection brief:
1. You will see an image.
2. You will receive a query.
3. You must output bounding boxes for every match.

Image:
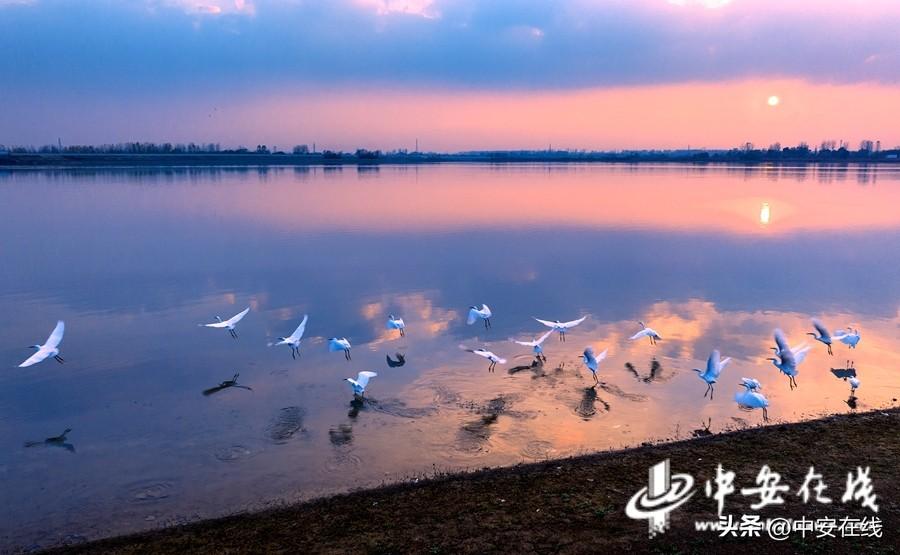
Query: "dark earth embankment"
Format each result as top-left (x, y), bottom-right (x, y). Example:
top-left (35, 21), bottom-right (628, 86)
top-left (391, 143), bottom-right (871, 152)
top-left (50, 409), bottom-right (900, 554)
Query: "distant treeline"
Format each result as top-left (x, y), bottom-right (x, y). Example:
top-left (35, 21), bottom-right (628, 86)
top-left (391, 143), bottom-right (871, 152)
top-left (1, 141), bottom-right (898, 165)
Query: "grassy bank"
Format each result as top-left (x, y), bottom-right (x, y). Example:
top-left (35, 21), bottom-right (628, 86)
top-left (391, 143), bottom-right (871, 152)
top-left (52, 409), bottom-right (899, 554)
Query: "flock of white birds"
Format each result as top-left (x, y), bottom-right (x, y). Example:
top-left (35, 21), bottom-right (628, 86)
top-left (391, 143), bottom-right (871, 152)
top-left (19, 306), bottom-right (862, 424)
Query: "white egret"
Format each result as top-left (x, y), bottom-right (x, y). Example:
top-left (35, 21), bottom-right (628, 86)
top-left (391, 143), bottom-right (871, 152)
top-left (511, 329), bottom-right (554, 361)
top-left (833, 327), bottom-right (861, 349)
top-left (740, 377), bottom-right (762, 391)
top-left (346, 371), bottom-right (377, 396)
top-left (768, 329), bottom-right (810, 390)
top-left (533, 316), bottom-right (587, 342)
top-left (582, 346), bottom-right (608, 386)
top-left (329, 337), bottom-right (352, 360)
top-left (19, 321), bottom-right (65, 368)
top-left (849, 376), bottom-right (860, 392)
top-left (808, 318), bottom-right (834, 355)
top-left (202, 307), bottom-right (250, 339)
top-left (734, 380), bottom-right (769, 421)
top-left (386, 314), bottom-right (406, 337)
top-left (630, 321), bottom-right (662, 345)
top-left (269, 315), bottom-right (308, 360)
top-left (466, 304), bottom-right (493, 329)
top-left (692, 350), bottom-right (731, 399)
top-left (462, 347), bottom-right (506, 372)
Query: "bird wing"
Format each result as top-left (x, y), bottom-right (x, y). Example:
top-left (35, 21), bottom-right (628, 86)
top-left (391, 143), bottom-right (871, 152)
top-left (226, 307), bottom-right (250, 326)
top-left (535, 329), bottom-right (554, 345)
top-left (596, 349), bottom-right (608, 362)
top-left (356, 371), bottom-right (377, 388)
top-left (559, 316), bottom-right (587, 328)
top-left (19, 349), bottom-right (51, 368)
top-left (773, 329), bottom-right (790, 354)
top-left (629, 329), bottom-right (650, 340)
top-left (480, 304), bottom-right (491, 317)
top-left (812, 318), bottom-right (830, 339)
top-left (289, 315), bottom-right (308, 341)
top-left (719, 356), bottom-right (732, 371)
top-left (495, 357), bottom-right (508, 364)
top-left (793, 345), bottom-right (811, 365)
top-left (466, 308), bottom-right (479, 325)
top-left (346, 378), bottom-right (361, 389)
top-left (45, 321), bottom-right (65, 348)
top-left (204, 321), bottom-right (228, 328)
top-left (707, 350), bottom-right (721, 377)
top-left (533, 317), bottom-right (557, 329)
top-left (328, 339), bottom-right (346, 352)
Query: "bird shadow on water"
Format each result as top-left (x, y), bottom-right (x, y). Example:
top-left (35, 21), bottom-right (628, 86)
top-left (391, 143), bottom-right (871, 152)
top-left (202, 373), bottom-right (253, 396)
top-left (623, 359), bottom-right (671, 383)
top-left (348, 396), bottom-right (437, 419)
top-left (24, 428), bottom-right (75, 453)
top-left (574, 387), bottom-right (610, 420)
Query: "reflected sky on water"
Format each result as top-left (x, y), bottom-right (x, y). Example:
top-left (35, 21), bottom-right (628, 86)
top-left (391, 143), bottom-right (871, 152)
top-left (0, 164), bottom-right (899, 549)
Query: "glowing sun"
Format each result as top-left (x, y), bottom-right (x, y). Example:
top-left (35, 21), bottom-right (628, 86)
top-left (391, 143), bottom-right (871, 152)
top-left (767, 95), bottom-right (780, 107)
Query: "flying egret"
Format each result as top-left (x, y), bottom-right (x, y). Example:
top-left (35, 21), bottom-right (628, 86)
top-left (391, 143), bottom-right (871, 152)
top-left (467, 304), bottom-right (492, 329)
top-left (692, 350), bottom-right (731, 399)
top-left (734, 380), bottom-right (769, 421)
top-left (269, 315), bottom-right (308, 359)
top-left (346, 371), bottom-right (377, 396)
top-left (511, 329), bottom-right (554, 361)
top-left (533, 316), bottom-right (587, 342)
top-left (768, 329), bottom-right (810, 390)
top-left (386, 314), bottom-right (406, 337)
top-left (630, 321), bottom-right (662, 345)
top-left (582, 346), bottom-right (608, 386)
top-left (833, 327), bottom-right (861, 349)
top-left (808, 318), bottom-right (834, 355)
top-left (463, 347), bottom-right (506, 372)
top-left (202, 307), bottom-right (250, 339)
top-left (19, 321), bottom-right (65, 368)
top-left (329, 337), bottom-right (352, 360)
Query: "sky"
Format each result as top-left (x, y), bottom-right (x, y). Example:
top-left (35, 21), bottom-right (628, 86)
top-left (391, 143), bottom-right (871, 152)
top-left (1, 0), bottom-right (899, 151)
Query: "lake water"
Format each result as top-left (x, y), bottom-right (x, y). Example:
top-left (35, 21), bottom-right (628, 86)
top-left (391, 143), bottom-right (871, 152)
top-left (1, 164), bottom-right (899, 550)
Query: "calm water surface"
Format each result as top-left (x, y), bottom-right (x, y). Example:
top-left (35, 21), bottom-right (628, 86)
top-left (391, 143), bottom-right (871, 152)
top-left (1, 164), bottom-right (899, 549)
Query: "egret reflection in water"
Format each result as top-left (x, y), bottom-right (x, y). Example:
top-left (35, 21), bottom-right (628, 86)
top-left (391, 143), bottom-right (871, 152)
top-left (24, 429), bottom-right (75, 453)
top-left (202, 374), bottom-right (253, 396)
top-left (3, 165), bottom-right (900, 550)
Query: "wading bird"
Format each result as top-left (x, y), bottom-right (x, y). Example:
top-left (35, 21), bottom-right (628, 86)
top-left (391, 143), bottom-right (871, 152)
top-left (463, 347), bottom-right (506, 372)
top-left (329, 337), bottom-right (352, 360)
top-left (582, 346), bottom-right (608, 386)
top-left (833, 327), bottom-right (861, 349)
top-left (19, 321), bottom-right (65, 368)
top-left (534, 316), bottom-right (587, 342)
top-left (202, 307), bottom-right (250, 339)
top-left (346, 371), bottom-right (377, 397)
top-left (386, 314), bottom-right (406, 337)
top-left (734, 380), bottom-right (769, 422)
top-left (808, 318), bottom-right (834, 355)
top-left (269, 315), bottom-right (308, 359)
top-left (849, 376), bottom-right (860, 393)
top-left (630, 321), bottom-right (662, 345)
top-left (768, 329), bottom-right (810, 390)
top-left (467, 304), bottom-right (492, 329)
top-left (692, 350), bottom-right (731, 399)
top-left (511, 329), bottom-right (554, 362)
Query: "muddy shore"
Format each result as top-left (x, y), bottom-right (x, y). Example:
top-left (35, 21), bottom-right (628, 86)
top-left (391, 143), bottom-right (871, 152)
top-left (50, 408), bottom-right (899, 554)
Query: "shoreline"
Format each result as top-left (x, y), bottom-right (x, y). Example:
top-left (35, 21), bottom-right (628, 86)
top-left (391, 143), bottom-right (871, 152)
top-left (3, 152), bottom-right (900, 168)
top-left (46, 408), bottom-right (900, 554)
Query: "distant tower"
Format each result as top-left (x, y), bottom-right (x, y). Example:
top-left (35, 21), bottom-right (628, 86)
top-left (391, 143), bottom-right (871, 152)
top-left (415, 138), bottom-right (419, 153)
top-left (57, 138), bottom-right (62, 151)
top-left (313, 142), bottom-right (316, 153)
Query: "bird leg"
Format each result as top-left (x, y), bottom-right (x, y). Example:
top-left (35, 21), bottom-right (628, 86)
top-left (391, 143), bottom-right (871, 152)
top-left (763, 408), bottom-right (769, 422)
top-left (291, 348), bottom-right (296, 360)
top-left (345, 349), bottom-right (351, 360)
top-left (828, 344), bottom-right (833, 355)
top-left (710, 385), bottom-right (714, 400)
top-left (54, 355), bottom-right (65, 363)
